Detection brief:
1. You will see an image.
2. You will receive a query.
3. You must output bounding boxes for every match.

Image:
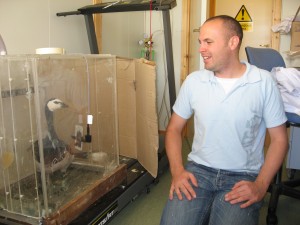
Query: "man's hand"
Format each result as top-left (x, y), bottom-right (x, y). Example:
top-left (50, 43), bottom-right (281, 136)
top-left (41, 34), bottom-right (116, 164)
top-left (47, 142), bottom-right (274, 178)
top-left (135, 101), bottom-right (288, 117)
top-left (224, 180), bottom-right (267, 208)
top-left (169, 169), bottom-right (198, 201)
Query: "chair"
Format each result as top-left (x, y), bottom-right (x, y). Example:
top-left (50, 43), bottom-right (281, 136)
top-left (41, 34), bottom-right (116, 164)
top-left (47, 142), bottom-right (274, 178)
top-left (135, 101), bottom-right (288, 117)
top-left (245, 46), bottom-right (300, 225)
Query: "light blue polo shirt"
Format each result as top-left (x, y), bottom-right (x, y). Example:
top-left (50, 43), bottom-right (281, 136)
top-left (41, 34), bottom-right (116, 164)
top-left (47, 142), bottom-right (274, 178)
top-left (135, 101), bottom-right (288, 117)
top-left (173, 62), bottom-right (287, 173)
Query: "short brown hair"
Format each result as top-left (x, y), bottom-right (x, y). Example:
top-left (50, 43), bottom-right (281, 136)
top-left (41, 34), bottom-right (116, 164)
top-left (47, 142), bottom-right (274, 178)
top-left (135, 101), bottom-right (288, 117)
top-left (205, 15), bottom-right (243, 47)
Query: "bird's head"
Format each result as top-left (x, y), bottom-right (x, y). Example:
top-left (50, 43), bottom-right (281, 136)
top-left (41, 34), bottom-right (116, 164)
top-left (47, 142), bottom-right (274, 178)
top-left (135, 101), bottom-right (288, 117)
top-left (46, 98), bottom-right (68, 112)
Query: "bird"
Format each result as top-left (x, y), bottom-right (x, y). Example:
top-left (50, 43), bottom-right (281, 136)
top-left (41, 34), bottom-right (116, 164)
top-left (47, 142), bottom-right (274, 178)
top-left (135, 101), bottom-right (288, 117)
top-left (34, 98), bottom-right (74, 173)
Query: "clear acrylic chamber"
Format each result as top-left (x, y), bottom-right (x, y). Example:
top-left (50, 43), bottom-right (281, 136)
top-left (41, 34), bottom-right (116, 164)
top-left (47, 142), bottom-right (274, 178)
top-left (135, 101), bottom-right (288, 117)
top-left (0, 54), bottom-right (121, 224)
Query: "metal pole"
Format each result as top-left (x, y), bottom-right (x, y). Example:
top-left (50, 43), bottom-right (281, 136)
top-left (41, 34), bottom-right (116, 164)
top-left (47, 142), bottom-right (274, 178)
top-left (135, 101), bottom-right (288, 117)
top-left (162, 10), bottom-right (176, 111)
top-left (84, 14), bottom-right (99, 54)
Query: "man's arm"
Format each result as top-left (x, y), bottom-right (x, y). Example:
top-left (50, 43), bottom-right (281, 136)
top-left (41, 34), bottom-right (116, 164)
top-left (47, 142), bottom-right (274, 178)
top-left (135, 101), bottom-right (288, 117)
top-left (166, 113), bottom-right (198, 201)
top-left (225, 123), bottom-right (289, 208)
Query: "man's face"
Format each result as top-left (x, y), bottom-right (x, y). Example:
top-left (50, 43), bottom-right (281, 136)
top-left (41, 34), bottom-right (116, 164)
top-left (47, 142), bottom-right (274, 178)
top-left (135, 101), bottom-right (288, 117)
top-left (198, 19), bottom-right (232, 73)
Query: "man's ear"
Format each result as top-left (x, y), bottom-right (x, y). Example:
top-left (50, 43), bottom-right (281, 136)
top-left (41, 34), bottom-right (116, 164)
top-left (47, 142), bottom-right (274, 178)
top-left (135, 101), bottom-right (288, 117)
top-left (228, 35), bottom-right (240, 50)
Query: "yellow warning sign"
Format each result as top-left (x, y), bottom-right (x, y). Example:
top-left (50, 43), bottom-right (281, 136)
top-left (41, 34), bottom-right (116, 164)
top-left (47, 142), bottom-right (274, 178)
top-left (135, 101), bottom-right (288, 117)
top-left (240, 22), bottom-right (253, 32)
top-left (235, 5), bottom-right (252, 22)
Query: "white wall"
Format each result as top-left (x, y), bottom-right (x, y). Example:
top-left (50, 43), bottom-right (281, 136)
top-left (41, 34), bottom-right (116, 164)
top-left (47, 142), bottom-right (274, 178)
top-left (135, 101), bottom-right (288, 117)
top-left (102, 11), bottom-right (144, 58)
top-left (0, 0), bottom-right (91, 54)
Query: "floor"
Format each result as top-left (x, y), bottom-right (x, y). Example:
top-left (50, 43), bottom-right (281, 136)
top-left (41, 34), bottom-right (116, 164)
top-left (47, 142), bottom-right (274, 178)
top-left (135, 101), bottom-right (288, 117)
top-left (109, 138), bottom-right (300, 225)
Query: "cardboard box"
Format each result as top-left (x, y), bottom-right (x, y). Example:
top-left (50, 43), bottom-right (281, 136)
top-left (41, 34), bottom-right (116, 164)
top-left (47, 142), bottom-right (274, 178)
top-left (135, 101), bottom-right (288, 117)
top-left (290, 6), bottom-right (300, 52)
top-left (116, 57), bottom-right (159, 178)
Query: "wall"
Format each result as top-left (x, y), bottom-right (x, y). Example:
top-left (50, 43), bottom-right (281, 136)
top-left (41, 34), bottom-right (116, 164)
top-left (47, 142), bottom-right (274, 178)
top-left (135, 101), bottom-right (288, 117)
top-left (0, 0), bottom-right (91, 54)
top-left (215, 0), bottom-right (273, 61)
top-left (102, 11), bottom-right (144, 58)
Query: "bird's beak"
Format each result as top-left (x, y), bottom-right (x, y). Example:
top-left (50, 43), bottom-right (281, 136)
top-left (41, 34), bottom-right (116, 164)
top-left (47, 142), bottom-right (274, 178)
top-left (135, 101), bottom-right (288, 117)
top-left (61, 102), bottom-right (68, 108)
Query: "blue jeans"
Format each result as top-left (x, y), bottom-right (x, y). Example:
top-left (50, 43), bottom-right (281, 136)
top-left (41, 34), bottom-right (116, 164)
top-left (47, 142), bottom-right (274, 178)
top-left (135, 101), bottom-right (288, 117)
top-left (160, 162), bottom-right (263, 225)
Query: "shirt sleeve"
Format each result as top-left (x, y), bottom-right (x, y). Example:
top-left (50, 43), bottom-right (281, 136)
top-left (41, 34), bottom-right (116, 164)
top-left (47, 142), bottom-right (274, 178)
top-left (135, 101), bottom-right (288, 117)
top-left (263, 71), bottom-right (287, 128)
top-left (173, 77), bottom-right (194, 120)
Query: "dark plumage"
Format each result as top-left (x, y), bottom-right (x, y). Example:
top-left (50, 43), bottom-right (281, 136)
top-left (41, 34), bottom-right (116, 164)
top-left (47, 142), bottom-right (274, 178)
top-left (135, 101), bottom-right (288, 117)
top-left (34, 98), bottom-right (73, 172)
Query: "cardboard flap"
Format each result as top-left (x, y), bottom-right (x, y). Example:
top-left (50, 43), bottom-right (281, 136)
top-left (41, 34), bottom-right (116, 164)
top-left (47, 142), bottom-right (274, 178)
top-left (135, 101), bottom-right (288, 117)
top-left (117, 58), bottom-right (137, 158)
top-left (135, 59), bottom-right (158, 178)
top-left (116, 57), bottom-right (159, 177)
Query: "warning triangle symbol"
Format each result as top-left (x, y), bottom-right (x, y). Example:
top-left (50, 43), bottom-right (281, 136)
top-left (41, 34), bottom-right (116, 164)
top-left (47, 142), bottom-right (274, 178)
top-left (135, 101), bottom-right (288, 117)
top-left (235, 5), bottom-right (252, 22)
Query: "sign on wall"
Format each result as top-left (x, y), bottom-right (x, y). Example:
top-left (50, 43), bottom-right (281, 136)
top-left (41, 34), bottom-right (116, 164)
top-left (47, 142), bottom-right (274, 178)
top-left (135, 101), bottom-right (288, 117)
top-left (235, 5), bottom-right (253, 32)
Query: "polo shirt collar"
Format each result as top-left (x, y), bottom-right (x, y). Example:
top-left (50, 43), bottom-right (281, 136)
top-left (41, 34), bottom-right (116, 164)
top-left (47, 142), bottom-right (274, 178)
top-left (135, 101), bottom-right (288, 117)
top-left (239, 61), bottom-right (262, 84)
top-left (198, 61), bottom-right (262, 85)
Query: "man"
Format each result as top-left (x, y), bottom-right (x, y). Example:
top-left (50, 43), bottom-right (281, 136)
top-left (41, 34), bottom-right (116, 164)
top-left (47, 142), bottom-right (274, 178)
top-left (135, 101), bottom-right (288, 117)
top-left (160, 15), bottom-right (288, 225)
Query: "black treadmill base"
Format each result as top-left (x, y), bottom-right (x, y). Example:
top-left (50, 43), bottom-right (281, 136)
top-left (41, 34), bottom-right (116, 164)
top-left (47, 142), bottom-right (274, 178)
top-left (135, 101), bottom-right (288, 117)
top-left (70, 136), bottom-right (168, 225)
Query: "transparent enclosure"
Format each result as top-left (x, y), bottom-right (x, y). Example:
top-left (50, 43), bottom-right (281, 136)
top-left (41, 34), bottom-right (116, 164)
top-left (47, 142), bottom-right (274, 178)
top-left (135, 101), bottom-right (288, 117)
top-left (0, 54), bottom-right (119, 222)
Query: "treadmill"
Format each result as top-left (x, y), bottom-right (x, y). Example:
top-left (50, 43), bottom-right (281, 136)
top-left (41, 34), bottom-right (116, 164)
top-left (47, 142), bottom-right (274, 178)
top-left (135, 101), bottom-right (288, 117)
top-left (70, 135), bottom-right (167, 225)
top-left (57, 1), bottom-right (176, 224)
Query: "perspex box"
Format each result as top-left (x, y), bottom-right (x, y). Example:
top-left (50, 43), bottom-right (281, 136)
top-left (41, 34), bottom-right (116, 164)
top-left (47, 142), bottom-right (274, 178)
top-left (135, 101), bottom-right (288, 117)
top-left (0, 54), bottom-right (123, 224)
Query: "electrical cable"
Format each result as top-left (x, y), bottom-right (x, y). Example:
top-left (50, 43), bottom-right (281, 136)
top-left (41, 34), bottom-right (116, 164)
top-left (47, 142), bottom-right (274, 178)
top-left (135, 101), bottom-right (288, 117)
top-left (150, 0), bottom-right (153, 37)
top-left (82, 55), bottom-right (92, 142)
top-left (149, 0), bottom-right (153, 60)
